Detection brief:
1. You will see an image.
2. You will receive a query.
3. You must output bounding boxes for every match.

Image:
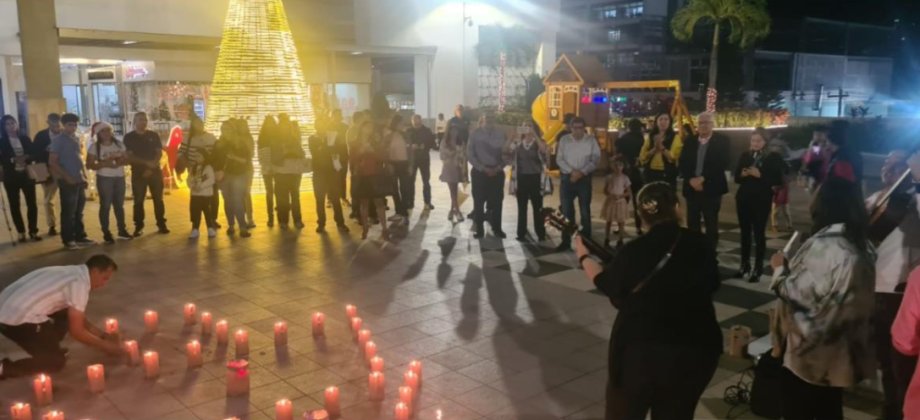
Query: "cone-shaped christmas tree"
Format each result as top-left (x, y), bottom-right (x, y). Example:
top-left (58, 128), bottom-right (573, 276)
top-left (206, 0), bottom-right (315, 187)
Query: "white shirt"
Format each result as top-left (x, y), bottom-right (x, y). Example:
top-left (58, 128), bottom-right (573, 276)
top-left (866, 191), bottom-right (920, 293)
top-left (88, 141), bottom-right (127, 178)
top-left (0, 265), bottom-right (91, 325)
top-left (9, 136), bottom-right (25, 171)
top-left (556, 134), bottom-right (600, 175)
top-left (436, 119), bottom-right (447, 134)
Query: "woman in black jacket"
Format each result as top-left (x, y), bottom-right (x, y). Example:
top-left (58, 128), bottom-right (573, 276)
top-left (734, 127), bottom-right (784, 282)
top-left (0, 115), bottom-right (41, 242)
top-left (576, 182), bottom-right (722, 420)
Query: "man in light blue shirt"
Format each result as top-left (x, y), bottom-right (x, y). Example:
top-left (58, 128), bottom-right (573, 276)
top-left (49, 113), bottom-right (93, 250)
top-left (467, 112), bottom-right (511, 238)
top-left (556, 117), bottom-right (600, 251)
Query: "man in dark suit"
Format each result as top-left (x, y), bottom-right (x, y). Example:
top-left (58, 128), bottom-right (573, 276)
top-left (679, 112), bottom-right (730, 248)
top-left (309, 118), bottom-right (350, 234)
top-left (328, 109), bottom-right (350, 209)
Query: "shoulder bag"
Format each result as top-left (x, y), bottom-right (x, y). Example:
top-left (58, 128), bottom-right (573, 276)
top-left (610, 231), bottom-right (682, 309)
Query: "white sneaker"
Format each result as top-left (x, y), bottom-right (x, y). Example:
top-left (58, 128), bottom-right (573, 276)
top-left (189, 229), bottom-right (200, 239)
top-left (207, 228), bottom-right (216, 238)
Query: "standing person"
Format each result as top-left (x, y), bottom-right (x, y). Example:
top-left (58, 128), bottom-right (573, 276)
top-left (601, 158), bottom-right (632, 248)
top-left (385, 115), bottom-right (411, 221)
top-left (49, 113), bottom-right (93, 250)
top-left (125, 112), bottom-right (168, 236)
top-left (825, 120), bottom-right (863, 185)
top-left (213, 120), bottom-right (252, 238)
top-left (733, 127), bottom-right (784, 282)
top-left (406, 114), bottom-right (438, 210)
top-left (351, 121), bottom-right (389, 240)
top-left (0, 115), bottom-right (40, 242)
top-left (234, 119), bottom-right (256, 229)
top-left (435, 113), bottom-right (447, 149)
top-left (178, 115), bottom-right (218, 238)
top-left (577, 182), bottom-right (722, 420)
top-left (309, 118), bottom-right (349, 233)
top-left (271, 116), bottom-right (306, 229)
top-left (509, 120), bottom-right (549, 241)
top-left (86, 122), bottom-right (131, 244)
top-left (771, 139), bottom-right (794, 232)
top-left (0, 255), bottom-right (124, 378)
top-left (616, 118), bottom-right (645, 234)
top-left (440, 124), bottom-right (468, 223)
top-left (556, 117), bottom-right (601, 251)
top-left (447, 105), bottom-right (470, 144)
top-left (679, 112), bottom-right (730, 249)
top-left (800, 125), bottom-right (831, 194)
top-left (639, 112), bottom-right (682, 188)
top-left (770, 176), bottom-right (876, 420)
top-left (31, 113), bottom-right (62, 236)
top-left (346, 111), bottom-right (366, 220)
top-left (329, 109), bottom-right (350, 209)
top-left (257, 116), bottom-right (278, 227)
top-left (468, 112), bottom-right (511, 239)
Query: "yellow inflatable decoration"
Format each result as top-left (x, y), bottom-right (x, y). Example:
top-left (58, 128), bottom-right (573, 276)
top-left (531, 92), bottom-right (566, 146)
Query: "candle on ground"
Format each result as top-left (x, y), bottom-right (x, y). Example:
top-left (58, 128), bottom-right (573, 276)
top-left (364, 341), bottom-right (377, 365)
top-left (226, 360), bottom-right (250, 396)
top-left (395, 402), bottom-right (410, 420)
top-left (201, 312), bottom-right (213, 335)
top-left (274, 322), bottom-right (288, 347)
top-left (404, 370), bottom-right (419, 394)
top-left (32, 374), bottom-right (52, 406)
top-left (368, 372), bottom-right (385, 401)
top-left (345, 304), bottom-right (357, 319)
top-left (398, 386), bottom-right (414, 416)
top-left (357, 329), bottom-right (371, 347)
top-left (275, 399), bottom-right (293, 420)
top-left (10, 403), bottom-right (32, 420)
top-left (143, 351), bottom-right (160, 379)
top-left (105, 318), bottom-right (119, 335)
top-left (370, 356), bottom-right (384, 373)
top-left (42, 411), bottom-right (63, 420)
top-left (350, 317), bottom-right (362, 336)
top-left (87, 364), bottom-right (105, 393)
top-left (312, 312), bottom-right (325, 337)
top-left (187, 340), bottom-right (203, 368)
top-left (234, 329), bottom-right (249, 357)
top-left (216, 320), bottom-right (229, 344)
top-left (408, 360), bottom-right (423, 388)
top-left (184, 303), bottom-right (197, 325)
top-left (324, 386), bottom-right (341, 418)
top-left (124, 340), bottom-right (140, 366)
top-left (144, 310), bottom-right (159, 333)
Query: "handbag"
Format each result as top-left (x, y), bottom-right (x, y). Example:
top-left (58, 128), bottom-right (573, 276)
top-left (26, 163), bottom-right (50, 183)
top-left (541, 172), bottom-right (554, 196)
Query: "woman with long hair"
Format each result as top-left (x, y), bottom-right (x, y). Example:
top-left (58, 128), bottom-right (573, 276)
top-left (639, 112), bottom-right (682, 188)
top-left (576, 182), bottom-right (722, 420)
top-left (257, 115), bottom-right (279, 227)
top-left (233, 118), bottom-right (256, 228)
top-left (272, 116), bottom-right (306, 229)
top-left (439, 123), bottom-right (468, 222)
top-left (0, 115), bottom-right (41, 242)
top-left (509, 119), bottom-right (549, 241)
top-left (213, 119), bottom-right (253, 237)
top-left (351, 120), bottom-right (389, 240)
top-left (770, 176), bottom-right (875, 420)
top-left (86, 122), bottom-right (131, 244)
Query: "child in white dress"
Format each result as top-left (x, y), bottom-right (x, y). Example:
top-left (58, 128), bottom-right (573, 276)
top-left (602, 158), bottom-right (632, 248)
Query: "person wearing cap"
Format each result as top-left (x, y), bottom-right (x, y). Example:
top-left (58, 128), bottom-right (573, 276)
top-left (86, 122), bottom-right (131, 244)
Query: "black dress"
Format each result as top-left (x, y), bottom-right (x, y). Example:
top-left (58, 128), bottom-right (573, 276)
top-left (593, 221), bottom-right (722, 420)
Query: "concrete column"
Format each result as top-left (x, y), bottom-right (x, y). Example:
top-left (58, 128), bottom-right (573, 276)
top-left (413, 55), bottom-right (430, 118)
top-left (16, 0), bottom-right (65, 136)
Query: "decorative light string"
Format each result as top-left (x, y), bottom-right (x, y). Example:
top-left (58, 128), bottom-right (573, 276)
top-left (498, 51), bottom-right (507, 112)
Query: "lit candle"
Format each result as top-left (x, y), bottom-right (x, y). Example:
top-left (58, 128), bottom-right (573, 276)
top-left (398, 386), bottom-right (414, 416)
top-left (10, 403), bottom-right (32, 420)
top-left (275, 399), bottom-right (293, 420)
top-left (32, 374), bottom-right (52, 406)
top-left (312, 312), bottom-right (325, 337)
top-left (87, 364), bottom-right (105, 393)
top-left (274, 322), bottom-right (288, 347)
top-left (368, 372), bottom-right (385, 401)
top-left (395, 402), bottom-right (410, 420)
top-left (370, 356), bottom-right (384, 373)
top-left (234, 329), bottom-right (249, 358)
top-left (226, 360), bottom-right (250, 397)
top-left (404, 370), bottom-right (419, 394)
top-left (124, 340), bottom-right (140, 366)
top-left (409, 360), bottom-right (423, 388)
top-left (144, 310), bottom-right (158, 333)
top-left (345, 304), bottom-right (357, 319)
top-left (364, 341), bottom-right (377, 365)
top-left (143, 351), bottom-right (160, 379)
top-left (216, 320), bottom-right (229, 344)
top-left (201, 312), bottom-right (213, 335)
top-left (324, 386), bottom-right (340, 419)
top-left (357, 329), bottom-right (371, 347)
top-left (350, 317), bottom-right (362, 336)
top-left (105, 318), bottom-right (119, 335)
top-left (184, 303), bottom-right (197, 325)
top-left (41, 410), bottom-right (63, 420)
top-left (187, 340), bottom-right (203, 368)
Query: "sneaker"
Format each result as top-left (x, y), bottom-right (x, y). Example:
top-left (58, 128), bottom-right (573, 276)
top-left (189, 229), bottom-right (200, 239)
top-left (316, 226), bottom-right (326, 234)
top-left (103, 233), bottom-right (115, 244)
top-left (76, 238), bottom-right (96, 247)
top-left (493, 231), bottom-right (507, 239)
top-left (426, 203), bottom-right (435, 210)
top-left (337, 224), bottom-right (350, 233)
top-left (132, 228), bottom-right (144, 237)
top-left (207, 228), bottom-right (216, 238)
top-left (246, 222), bottom-right (256, 229)
top-left (117, 230), bottom-right (133, 240)
top-left (65, 241), bottom-right (80, 251)
top-left (157, 226), bottom-right (170, 234)
top-left (30, 233), bottom-right (42, 242)
top-left (294, 222), bottom-right (305, 229)
top-left (387, 215), bottom-right (402, 222)
top-left (17, 233), bottom-right (26, 243)
top-left (47, 227), bottom-right (58, 237)
top-left (240, 229), bottom-right (251, 238)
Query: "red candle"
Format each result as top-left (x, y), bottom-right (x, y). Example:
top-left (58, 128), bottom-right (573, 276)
top-left (368, 372), bottom-right (385, 401)
top-left (32, 374), bottom-right (52, 406)
top-left (144, 310), bottom-right (158, 333)
top-left (357, 329), bottom-right (371, 347)
top-left (345, 304), bottom-right (357, 319)
top-left (226, 360), bottom-right (250, 397)
top-left (275, 399), bottom-right (293, 420)
top-left (216, 320), bottom-right (229, 344)
top-left (87, 364), bottom-right (105, 393)
top-left (370, 356), bottom-right (384, 373)
top-left (124, 340), bottom-right (140, 366)
top-left (235, 329), bottom-right (249, 357)
top-left (144, 351), bottom-right (160, 379)
top-left (409, 360), bottom-right (423, 388)
top-left (201, 312), bottom-right (213, 335)
top-left (274, 322), bottom-right (288, 347)
top-left (398, 386), bottom-right (414, 416)
top-left (324, 386), bottom-right (340, 418)
top-left (42, 410), bottom-right (63, 420)
top-left (105, 318), bottom-right (119, 335)
top-left (350, 317), bottom-right (362, 336)
top-left (395, 402), bottom-right (410, 420)
top-left (312, 312), bottom-right (325, 337)
top-left (364, 341), bottom-right (377, 365)
top-left (10, 403), bottom-right (32, 420)
top-left (404, 370), bottom-right (419, 394)
top-left (187, 340), bottom-right (203, 368)
top-left (184, 303), bottom-right (197, 325)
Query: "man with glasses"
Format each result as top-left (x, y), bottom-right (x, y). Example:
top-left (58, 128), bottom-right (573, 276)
top-left (679, 112), bottom-right (730, 248)
top-left (556, 117), bottom-right (600, 251)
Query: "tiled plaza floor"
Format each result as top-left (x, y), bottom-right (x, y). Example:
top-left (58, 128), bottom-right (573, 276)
top-left (0, 157), bottom-right (883, 419)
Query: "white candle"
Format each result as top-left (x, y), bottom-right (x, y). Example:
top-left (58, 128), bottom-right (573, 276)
top-left (395, 402), bottom-right (410, 420)
top-left (226, 360), bottom-right (250, 397)
top-left (370, 356), bottom-right (384, 373)
top-left (357, 329), bottom-right (371, 347)
top-left (187, 340), bottom-right (203, 368)
top-left (201, 312), bottom-right (213, 335)
top-left (87, 364), bottom-right (105, 393)
top-left (345, 304), bottom-right (357, 319)
top-left (350, 317), bottom-right (362, 336)
top-left (42, 410), bottom-right (63, 420)
top-left (274, 322), bottom-right (288, 347)
top-left (10, 403), bottom-right (32, 420)
top-left (364, 341), bottom-right (377, 365)
top-left (32, 374), bottom-right (52, 406)
top-left (399, 386), bottom-right (414, 416)
top-left (143, 351), bottom-right (160, 379)
top-left (124, 340), bottom-right (140, 366)
top-left (275, 399), bottom-right (293, 420)
top-left (409, 360), bottom-right (423, 388)
top-left (312, 312), bottom-right (325, 337)
top-left (184, 303), bottom-right (197, 325)
top-left (144, 310), bottom-right (159, 333)
top-left (404, 370), bottom-right (419, 394)
top-left (234, 329), bottom-right (249, 358)
top-left (216, 320), bottom-right (229, 344)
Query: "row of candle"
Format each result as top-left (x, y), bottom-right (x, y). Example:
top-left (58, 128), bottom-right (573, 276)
top-left (10, 405), bottom-right (62, 420)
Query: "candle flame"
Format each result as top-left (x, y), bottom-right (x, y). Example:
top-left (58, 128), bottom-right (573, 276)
top-left (14, 403), bottom-right (24, 408)
top-left (436, 409), bottom-right (443, 420)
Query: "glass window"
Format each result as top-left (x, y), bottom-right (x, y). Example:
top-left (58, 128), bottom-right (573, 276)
top-left (594, 5), bottom-right (617, 20)
top-left (549, 86), bottom-right (563, 108)
top-left (62, 85), bottom-right (84, 121)
top-left (625, 3), bottom-right (643, 18)
top-left (608, 30), bottom-right (621, 42)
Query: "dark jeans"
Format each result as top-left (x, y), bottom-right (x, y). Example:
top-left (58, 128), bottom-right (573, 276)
top-left (314, 174), bottom-right (344, 227)
top-left (0, 309), bottom-right (69, 378)
top-left (190, 195), bottom-right (216, 230)
top-left (737, 197), bottom-right (771, 270)
top-left (560, 173), bottom-right (593, 244)
top-left (96, 175), bottom-right (127, 234)
top-left (876, 292), bottom-right (919, 420)
top-left (57, 180), bottom-right (87, 245)
top-left (221, 173), bottom-right (248, 229)
top-left (210, 185), bottom-right (220, 225)
top-left (686, 194), bottom-right (722, 249)
top-left (471, 169), bottom-right (505, 235)
top-left (410, 159), bottom-right (432, 206)
top-left (392, 161), bottom-right (410, 216)
top-left (2, 170), bottom-right (38, 234)
top-left (340, 167), bottom-right (348, 202)
top-left (273, 173), bottom-right (302, 225)
top-left (131, 171), bottom-right (166, 229)
top-left (644, 169), bottom-right (677, 189)
top-left (782, 367), bottom-right (843, 420)
top-left (516, 173), bottom-right (545, 238)
top-left (263, 173), bottom-right (275, 224)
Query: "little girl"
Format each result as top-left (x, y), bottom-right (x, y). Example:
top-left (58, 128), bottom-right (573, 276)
top-left (188, 155), bottom-right (217, 239)
top-left (602, 158), bottom-right (632, 248)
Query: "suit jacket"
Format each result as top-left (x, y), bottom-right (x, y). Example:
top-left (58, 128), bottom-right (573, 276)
top-left (308, 131), bottom-right (348, 182)
top-left (679, 132), bottom-right (730, 198)
top-left (0, 135), bottom-right (36, 177)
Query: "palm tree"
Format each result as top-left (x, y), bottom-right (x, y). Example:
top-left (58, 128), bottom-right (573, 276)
top-left (671, 0), bottom-right (771, 111)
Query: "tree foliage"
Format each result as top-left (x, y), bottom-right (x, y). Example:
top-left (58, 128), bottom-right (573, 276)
top-left (671, 0), bottom-right (772, 49)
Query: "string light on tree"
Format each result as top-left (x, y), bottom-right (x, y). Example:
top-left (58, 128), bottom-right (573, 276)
top-left (498, 51), bottom-right (507, 112)
top-left (706, 87), bottom-right (718, 113)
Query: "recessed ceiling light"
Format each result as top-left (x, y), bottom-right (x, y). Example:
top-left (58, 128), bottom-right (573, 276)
top-left (123, 40), bottom-right (138, 45)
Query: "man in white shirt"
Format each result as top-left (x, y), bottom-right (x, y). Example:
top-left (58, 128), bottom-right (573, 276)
top-left (556, 117), bottom-right (600, 251)
top-left (0, 255), bottom-right (123, 379)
